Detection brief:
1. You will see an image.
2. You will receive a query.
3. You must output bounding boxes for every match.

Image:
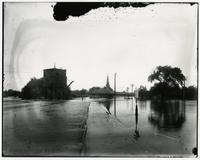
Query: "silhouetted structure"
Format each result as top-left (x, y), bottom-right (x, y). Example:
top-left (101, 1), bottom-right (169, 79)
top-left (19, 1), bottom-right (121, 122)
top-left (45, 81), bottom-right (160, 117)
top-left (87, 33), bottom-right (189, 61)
top-left (106, 75), bottom-right (112, 90)
top-left (43, 68), bottom-right (68, 99)
top-left (89, 75), bottom-right (113, 98)
top-left (21, 67), bottom-right (70, 99)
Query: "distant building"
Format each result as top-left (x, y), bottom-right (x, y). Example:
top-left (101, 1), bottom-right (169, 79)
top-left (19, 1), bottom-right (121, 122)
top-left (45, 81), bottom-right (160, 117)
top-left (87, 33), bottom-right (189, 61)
top-left (105, 75), bottom-right (113, 92)
top-left (89, 75), bottom-right (113, 97)
top-left (43, 67), bottom-right (68, 99)
top-left (21, 66), bottom-right (71, 99)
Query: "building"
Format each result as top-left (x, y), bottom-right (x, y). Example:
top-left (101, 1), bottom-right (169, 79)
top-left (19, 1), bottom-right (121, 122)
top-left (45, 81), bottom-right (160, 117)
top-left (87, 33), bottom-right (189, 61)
top-left (43, 67), bottom-right (68, 99)
top-left (105, 75), bottom-right (113, 91)
top-left (89, 75), bottom-right (113, 97)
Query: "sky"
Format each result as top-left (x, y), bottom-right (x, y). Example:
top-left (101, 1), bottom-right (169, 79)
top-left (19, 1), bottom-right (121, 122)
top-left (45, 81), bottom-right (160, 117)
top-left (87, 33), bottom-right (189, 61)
top-left (4, 3), bottom-right (197, 92)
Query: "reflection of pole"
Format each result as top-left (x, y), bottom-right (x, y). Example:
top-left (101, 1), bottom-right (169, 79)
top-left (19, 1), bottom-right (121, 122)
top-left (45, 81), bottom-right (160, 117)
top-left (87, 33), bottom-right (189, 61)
top-left (126, 98), bottom-right (129, 108)
top-left (114, 73), bottom-right (117, 94)
top-left (133, 102), bottom-right (140, 140)
top-left (114, 96), bottom-right (116, 117)
top-left (131, 98), bottom-right (133, 112)
top-left (135, 104), bottom-right (138, 130)
top-left (114, 73), bottom-right (117, 116)
top-left (131, 84), bottom-right (134, 96)
top-left (135, 88), bottom-right (139, 133)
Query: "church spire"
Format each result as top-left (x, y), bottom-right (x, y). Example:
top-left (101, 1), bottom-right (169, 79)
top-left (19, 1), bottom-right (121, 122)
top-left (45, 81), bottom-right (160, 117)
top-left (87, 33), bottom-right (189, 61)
top-left (106, 75), bottom-right (110, 88)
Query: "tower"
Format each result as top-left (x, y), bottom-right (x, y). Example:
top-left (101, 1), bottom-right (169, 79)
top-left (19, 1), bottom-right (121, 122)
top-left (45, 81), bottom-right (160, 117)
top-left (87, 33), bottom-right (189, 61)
top-left (106, 75), bottom-right (110, 88)
top-left (43, 67), bottom-right (67, 99)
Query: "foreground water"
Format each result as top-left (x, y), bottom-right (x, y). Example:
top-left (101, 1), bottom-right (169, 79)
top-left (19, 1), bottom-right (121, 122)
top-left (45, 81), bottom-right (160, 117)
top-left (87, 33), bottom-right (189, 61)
top-left (80, 97), bottom-right (196, 157)
top-left (3, 98), bottom-right (90, 156)
top-left (3, 97), bottom-right (197, 157)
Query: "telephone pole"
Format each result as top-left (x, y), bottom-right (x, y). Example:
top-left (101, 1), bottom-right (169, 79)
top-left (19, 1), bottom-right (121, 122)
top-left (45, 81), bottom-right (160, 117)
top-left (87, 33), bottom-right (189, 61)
top-left (131, 84), bottom-right (134, 96)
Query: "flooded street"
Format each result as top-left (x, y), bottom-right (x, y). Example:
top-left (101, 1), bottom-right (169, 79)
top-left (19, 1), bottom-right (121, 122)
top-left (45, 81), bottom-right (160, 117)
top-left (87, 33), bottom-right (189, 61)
top-left (3, 97), bottom-right (197, 157)
top-left (84, 97), bottom-right (197, 157)
top-left (3, 1), bottom-right (198, 158)
top-left (3, 98), bottom-right (90, 156)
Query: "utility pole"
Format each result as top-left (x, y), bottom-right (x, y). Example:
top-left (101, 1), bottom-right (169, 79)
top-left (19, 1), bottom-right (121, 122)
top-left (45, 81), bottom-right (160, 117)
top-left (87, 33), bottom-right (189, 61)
top-left (131, 84), bottom-right (134, 96)
top-left (183, 80), bottom-right (186, 111)
top-left (135, 87), bottom-right (138, 105)
top-left (126, 87), bottom-right (129, 93)
top-left (183, 80), bottom-right (185, 101)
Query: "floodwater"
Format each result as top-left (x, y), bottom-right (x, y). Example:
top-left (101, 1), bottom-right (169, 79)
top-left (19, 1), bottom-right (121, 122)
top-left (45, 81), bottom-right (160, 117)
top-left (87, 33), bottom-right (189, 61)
top-left (3, 97), bottom-right (90, 156)
top-left (84, 97), bottom-right (197, 157)
top-left (3, 97), bottom-right (197, 157)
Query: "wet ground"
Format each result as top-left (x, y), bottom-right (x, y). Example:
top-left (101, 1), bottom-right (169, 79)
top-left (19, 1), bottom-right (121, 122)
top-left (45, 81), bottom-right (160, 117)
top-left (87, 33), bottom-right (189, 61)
top-left (3, 97), bottom-right (197, 157)
top-left (3, 98), bottom-right (90, 156)
top-left (84, 97), bottom-right (197, 157)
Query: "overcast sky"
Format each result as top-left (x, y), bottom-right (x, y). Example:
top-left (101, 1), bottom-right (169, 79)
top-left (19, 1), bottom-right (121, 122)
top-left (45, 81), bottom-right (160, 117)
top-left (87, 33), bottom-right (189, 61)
top-left (4, 3), bottom-right (197, 91)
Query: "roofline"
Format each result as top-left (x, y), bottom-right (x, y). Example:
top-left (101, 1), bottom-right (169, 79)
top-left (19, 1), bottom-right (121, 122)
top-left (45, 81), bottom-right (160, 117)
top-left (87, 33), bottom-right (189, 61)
top-left (43, 68), bottom-right (66, 71)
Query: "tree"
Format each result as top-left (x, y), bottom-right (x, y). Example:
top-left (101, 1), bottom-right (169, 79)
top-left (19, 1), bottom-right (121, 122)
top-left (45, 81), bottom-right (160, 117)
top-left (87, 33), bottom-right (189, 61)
top-left (21, 78), bottom-right (44, 99)
top-left (184, 86), bottom-right (197, 100)
top-left (138, 85), bottom-right (149, 100)
top-left (71, 89), bottom-right (88, 97)
top-left (88, 87), bottom-right (101, 94)
top-left (21, 77), bottom-right (71, 99)
top-left (148, 66), bottom-right (186, 100)
top-left (3, 89), bottom-right (21, 97)
top-left (148, 65), bottom-right (186, 88)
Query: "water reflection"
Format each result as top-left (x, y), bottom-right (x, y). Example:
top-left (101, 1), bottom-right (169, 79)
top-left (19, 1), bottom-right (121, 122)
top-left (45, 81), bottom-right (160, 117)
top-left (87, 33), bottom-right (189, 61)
top-left (114, 96), bottom-right (116, 116)
top-left (138, 100), bottom-right (147, 111)
top-left (134, 103), bottom-right (140, 140)
top-left (148, 100), bottom-right (186, 130)
top-left (98, 97), bottom-right (141, 140)
top-left (131, 99), bottom-right (134, 113)
top-left (125, 98), bottom-right (129, 109)
top-left (97, 99), bottom-right (113, 115)
top-left (97, 98), bottom-right (186, 134)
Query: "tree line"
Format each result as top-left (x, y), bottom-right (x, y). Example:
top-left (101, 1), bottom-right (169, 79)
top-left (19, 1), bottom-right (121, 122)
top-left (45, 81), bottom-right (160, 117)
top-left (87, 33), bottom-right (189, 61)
top-left (138, 65), bottom-right (197, 100)
top-left (3, 65), bottom-right (197, 100)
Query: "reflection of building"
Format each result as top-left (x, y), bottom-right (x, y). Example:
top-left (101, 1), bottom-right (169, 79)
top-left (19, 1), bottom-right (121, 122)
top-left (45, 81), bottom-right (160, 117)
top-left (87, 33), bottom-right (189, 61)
top-left (98, 99), bottom-right (113, 113)
top-left (43, 67), bottom-right (68, 99)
